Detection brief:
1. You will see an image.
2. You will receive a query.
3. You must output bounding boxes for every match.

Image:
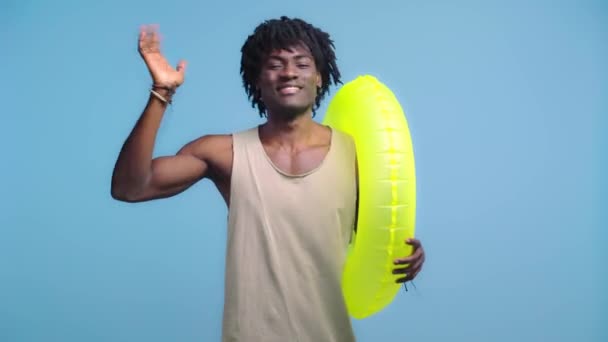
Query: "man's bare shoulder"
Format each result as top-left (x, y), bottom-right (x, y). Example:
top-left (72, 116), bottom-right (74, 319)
top-left (178, 133), bottom-right (234, 182)
top-left (178, 134), bottom-right (233, 158)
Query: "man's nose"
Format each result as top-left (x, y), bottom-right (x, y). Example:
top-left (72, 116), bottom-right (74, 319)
top-left (280, 63), bottom-right (298, 78)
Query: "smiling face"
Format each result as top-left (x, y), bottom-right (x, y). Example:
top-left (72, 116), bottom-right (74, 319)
top-left (256, 43), bottom-right (322, 120)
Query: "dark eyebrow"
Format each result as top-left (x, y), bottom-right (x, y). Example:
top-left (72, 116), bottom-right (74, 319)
top-left (266, 54), bottom-right (313, 63)
top-left (294, 55), bottom-right (313, 61)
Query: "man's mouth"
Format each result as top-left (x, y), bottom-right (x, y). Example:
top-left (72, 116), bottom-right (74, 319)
top-left (277, 85), bottom-right (301, 95)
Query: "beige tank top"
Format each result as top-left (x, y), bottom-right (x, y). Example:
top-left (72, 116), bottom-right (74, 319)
top-left (222, 126), bottom-right (357, 342)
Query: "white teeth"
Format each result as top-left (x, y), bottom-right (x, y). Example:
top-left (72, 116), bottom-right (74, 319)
top-left (279, 86), bottom-right (299, 95)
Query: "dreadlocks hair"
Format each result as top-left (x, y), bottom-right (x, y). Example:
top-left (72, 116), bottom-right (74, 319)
top-left (240, 16), bottom-right (342, 117)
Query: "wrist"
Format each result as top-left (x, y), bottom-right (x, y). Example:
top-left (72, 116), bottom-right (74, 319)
top-left (150, 85), bottom-right (176, 105)
top-left (152, 83), bottom-right (176, 93)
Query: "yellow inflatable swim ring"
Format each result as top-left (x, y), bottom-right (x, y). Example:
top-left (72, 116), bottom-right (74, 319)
top-left (322, 75), bottom-right (416, 319)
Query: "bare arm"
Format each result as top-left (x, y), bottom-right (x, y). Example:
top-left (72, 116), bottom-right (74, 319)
top-left (111, 25), bottom-right (206, 202)
top-left (111, 120), bottom-right (210, 202)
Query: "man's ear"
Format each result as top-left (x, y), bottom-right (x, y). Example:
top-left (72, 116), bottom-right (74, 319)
top-left (316, 73), bottom-right (322, 88)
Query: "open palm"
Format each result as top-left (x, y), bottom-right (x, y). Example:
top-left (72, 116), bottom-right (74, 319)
top-left (138, 24), bottom-right (186, 89)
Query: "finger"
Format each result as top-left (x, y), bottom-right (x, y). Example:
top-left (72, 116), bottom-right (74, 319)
top-left (139, 24), bottom-right (159, 46)
top-left (394, 255), bottom-right (424, 273)
top-left (395, 274), bottom-right (411, 283)
top-left (395, 268), bottom-right (421, 283)
top-left (176, 60), bottom-right (187, 74)
top-left (393, 248), bottom-right (422, 265)
top-left (138, 25), bottom-right (147, 48)
top-left (140, 28), bottom-right (163, 54)
top-left (143, 24), bottom-right (156, 38)
top-left (395, 276), bottom-right (408, 283)
top-left (392, 254), bottom-right (424, 274)
top-left (151, 29), bottom-right (161, 48)
top-left (405, 238), bottom-right (421, 248)
top-left (139, 25), bottom-right (155, 49)
top-left (395, 272), bottom-right (417, 283)
top-left (392, 238), bottom-right (421, 264)
top-left (392, 266), bottom-right (409, 275)
top-left (407, 256), bottom-right (424, 273)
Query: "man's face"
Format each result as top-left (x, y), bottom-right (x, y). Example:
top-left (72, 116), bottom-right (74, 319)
top-left (256, 44), bottom-right (321, 119)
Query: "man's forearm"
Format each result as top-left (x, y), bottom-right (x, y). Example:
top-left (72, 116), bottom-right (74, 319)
top-left (110, 88), bottom-right (173, 199)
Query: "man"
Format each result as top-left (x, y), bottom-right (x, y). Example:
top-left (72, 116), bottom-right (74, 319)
top-left (111, 16), bottom-right (425, 342)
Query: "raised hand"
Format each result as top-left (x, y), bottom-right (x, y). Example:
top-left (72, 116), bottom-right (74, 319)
top-left (138, 24), bottom-right (187, 89)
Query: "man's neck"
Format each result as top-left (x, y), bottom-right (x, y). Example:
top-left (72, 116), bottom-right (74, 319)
top-left (260, 111), bottom-right (319, 150)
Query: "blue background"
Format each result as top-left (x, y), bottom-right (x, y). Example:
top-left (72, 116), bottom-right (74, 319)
top-left (1, 0), bottom-right (605, 341)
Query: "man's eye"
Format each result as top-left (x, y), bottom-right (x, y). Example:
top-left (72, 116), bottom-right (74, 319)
top-left (297, 64), bottom-right (310, 68)
top-left (268, 64), bottom-right (282, 69)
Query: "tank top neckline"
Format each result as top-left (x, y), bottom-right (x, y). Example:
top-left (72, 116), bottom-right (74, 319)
top-left (254, 124), bottom-right (334, 178)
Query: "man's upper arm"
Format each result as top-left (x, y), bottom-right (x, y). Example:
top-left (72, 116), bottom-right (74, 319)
top-left (178, 134), bottom-right (233, 179)
top-left (138, 134), bottom-right (231, 201)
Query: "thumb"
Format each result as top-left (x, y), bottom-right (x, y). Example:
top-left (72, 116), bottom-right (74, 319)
top-left (176, 60), bottom-right (187, 75)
